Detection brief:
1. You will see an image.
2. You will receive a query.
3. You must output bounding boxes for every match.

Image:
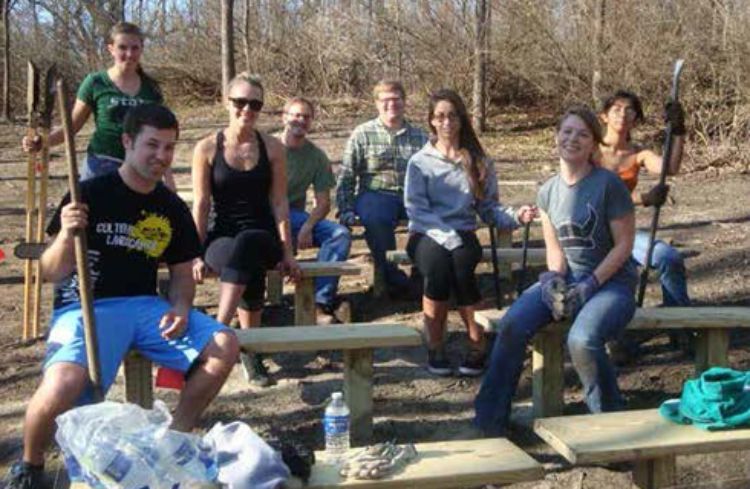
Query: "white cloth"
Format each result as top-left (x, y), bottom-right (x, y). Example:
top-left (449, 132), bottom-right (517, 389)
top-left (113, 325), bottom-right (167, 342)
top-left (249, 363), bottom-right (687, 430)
top-left (204, 421), bottom-right (290, 489)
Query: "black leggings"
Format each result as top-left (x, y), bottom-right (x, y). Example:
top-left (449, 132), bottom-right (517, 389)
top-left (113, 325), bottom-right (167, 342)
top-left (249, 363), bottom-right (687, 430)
top-left (204, 229), bottom-right (283, 311)
top-left (406, 231), bottom-right (482, 306)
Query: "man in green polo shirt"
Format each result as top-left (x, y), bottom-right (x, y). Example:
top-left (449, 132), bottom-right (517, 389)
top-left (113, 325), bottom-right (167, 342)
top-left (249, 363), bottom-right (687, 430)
top-left (282, 97), bottom-right (352, 324)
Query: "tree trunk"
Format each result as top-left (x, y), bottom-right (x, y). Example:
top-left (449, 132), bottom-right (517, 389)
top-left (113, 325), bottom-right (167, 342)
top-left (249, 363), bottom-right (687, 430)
top-left (221, 0), bottom-right (236, 101)
top-left (472, 0), bottom-right (490, 133)
top-left (591, 0), bottom-right (605, 104)
top-left (243, 0), bottom-right (251, 72)
top-left (1, 0), bottom-right (10, 121)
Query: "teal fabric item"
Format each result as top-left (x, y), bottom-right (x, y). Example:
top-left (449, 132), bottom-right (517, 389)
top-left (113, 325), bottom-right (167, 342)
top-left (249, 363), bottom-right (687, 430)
top-left (659, 367), bottom-right (750, 430)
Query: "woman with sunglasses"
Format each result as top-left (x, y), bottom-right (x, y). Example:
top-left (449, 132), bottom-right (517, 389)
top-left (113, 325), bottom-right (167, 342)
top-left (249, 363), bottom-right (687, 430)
top-left (22, 22), bottom-right (173, 187)
top-left (191, 72), bottom-right (300, 386)
top-left (404, 89), bottom-right (536, 377)
top-left (474, 105), bottom-right (636, 436)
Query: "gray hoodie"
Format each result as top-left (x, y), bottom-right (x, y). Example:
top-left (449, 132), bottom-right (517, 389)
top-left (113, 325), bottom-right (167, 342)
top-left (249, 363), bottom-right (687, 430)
top-left (404, 143), bottom-right (518, 250)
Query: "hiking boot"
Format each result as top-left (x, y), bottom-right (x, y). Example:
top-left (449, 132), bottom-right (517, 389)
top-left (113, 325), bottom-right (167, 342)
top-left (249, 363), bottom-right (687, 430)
top-left (315, 303), bottom-right (339, 325)
top-left (459, 347), bottom-right (487, 377)
top-left (426, 348), bottom-right (452, 377)
top-left (240, 353), bottom-right (272, 387)
top-left (4, 461), bottom-right (45, 489)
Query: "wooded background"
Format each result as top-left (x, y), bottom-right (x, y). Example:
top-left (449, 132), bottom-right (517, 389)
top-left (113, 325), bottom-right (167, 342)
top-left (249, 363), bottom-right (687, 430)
top-left (2, 0), bottom-right (749, 153)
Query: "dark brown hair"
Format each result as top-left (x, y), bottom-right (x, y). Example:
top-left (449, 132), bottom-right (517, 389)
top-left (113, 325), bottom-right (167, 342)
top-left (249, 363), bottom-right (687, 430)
top-left (428, 88), bottom-right (486, 199)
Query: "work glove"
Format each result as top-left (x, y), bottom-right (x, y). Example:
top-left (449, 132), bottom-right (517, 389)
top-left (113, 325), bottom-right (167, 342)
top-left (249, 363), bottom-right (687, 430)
top-left (563, 274), bottom-right (600, 318)
top-left (539, 271), bottom-right (567, 322)
top-left (339, 210), bottom-right (357, 227)
top-left (640, 183), bottom-right (670, 207)
top-left (664, 100), bottom-right (686, 136)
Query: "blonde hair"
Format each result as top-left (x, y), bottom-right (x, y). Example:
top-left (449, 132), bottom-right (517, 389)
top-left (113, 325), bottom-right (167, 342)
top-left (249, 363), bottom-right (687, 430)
top-left (372, 79), bottom-right (405, 100)
top-left (227, 71), bottom-right (264, 97)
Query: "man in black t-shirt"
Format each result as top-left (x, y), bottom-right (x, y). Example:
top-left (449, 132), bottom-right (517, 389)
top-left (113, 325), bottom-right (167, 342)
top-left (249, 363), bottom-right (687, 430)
top-left (5, 105), bottom-right (240, 489)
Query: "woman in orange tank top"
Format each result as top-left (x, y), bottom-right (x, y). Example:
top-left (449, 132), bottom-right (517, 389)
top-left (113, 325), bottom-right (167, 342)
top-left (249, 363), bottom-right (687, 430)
top-left (597, 90), bottom-right (691, 309)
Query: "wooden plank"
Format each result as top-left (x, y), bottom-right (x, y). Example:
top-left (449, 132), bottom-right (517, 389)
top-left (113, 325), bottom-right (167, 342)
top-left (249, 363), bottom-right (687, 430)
top-left (633, 456), bottom-right (676, 489)
top-left (236, 324), bottom-right (421, 353)
top-left (295, 277), bottom-right (316, 325)
top-left (386, 247), bottom-right (546, 266)
top-left (475, 307), bottom-right (750, 333)
top-left (306, 438), bottom-right (543, 488)
top-left (534, 409), bottom-right (750, 465)
top-left (695, 329), bottom-right (730, 374)
top-left (495, 229), bottom-right (513, 283)
top-left (344, 348), bottom-right (373, 445)
top-left (532, 327), bottom-right (565, 418)
top-left (123, 353), bottom-right (153, 409)
top-left (372, 265), bottom-right (387, 299)
top-left (298, 261), bottom-right (362, 278)
top-left (266, 270), bottom-right (283, 306)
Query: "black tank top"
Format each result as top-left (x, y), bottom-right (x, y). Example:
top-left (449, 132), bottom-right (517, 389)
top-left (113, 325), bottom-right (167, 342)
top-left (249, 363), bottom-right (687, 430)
top-left (209, 130), bottom-right (278, 238)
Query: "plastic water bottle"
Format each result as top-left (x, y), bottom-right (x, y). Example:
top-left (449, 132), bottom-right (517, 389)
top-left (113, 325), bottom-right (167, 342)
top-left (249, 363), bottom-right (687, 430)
top-left (157, 430), bottom-right (218, 483)
top-left (81, 434), bottom-right (160, 489)
top-left (324, 391), bottom-right (350, 464)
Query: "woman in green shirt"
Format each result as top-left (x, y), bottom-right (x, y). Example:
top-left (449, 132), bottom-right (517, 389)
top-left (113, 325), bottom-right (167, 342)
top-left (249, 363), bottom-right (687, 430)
top-left (23, 22), bottom-right (174, 187)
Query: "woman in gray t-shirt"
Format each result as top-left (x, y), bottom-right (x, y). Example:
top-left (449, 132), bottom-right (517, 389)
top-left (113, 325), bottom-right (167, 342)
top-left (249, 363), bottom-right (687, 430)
top-left (474, 105), bottom-right (636, 436)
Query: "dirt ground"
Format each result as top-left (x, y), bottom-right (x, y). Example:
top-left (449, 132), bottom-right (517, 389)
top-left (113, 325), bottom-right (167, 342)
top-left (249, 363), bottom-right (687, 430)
top-left (1, 106), bottom-right (750, 488)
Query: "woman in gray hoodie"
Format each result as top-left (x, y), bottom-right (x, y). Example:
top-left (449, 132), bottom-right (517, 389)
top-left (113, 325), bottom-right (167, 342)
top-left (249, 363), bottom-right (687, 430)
top-left (404, 89), bottom-right (536, 377)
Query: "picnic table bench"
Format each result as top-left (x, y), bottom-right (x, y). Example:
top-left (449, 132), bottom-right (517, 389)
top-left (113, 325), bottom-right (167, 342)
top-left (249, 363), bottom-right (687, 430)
top-left (535, 408), bottom-right (750, 489)
top-left (304, 438), bottom-right (543, 488)
top-left (70, 437), bottom-right (542, 489)
top-left (475, 306), bottom-right (750, 418)
top-left (124, 323), bottom-right (421, 445)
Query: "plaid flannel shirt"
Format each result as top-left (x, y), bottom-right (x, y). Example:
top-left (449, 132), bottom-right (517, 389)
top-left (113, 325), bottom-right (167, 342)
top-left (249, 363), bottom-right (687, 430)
top-left (336, 117), bottom-right (428, 214)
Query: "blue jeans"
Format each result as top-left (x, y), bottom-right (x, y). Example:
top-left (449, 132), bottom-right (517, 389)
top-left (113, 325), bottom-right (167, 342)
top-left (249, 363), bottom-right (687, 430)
top-left (355, 190), bottom-right (409, 289)
top-left (81, 153), bottom-right (122, 181)
top-left (290, 209), bottom-right (352, 306)
top-left (632, 231), bottom-right (690, 306)
top-left (474, 277), bottom-right (635, 436)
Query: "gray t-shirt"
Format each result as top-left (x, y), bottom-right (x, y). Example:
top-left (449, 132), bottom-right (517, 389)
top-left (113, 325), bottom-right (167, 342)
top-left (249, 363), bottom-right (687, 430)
top-left (537, 167), bottom-right (636, 286)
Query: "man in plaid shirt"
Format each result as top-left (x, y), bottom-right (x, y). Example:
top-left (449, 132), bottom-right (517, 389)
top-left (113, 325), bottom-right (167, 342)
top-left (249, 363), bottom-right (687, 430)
top-left (336, 80), bottom-right (428, 296)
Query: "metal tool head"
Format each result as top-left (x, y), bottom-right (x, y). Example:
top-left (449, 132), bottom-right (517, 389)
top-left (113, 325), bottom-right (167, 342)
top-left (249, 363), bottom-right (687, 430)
top-left (39, 64), bottom-right (58, 129)
top-left (671, 59), bottom-right (685, 101)
top-left (26, 61), bottom-right (39, 124)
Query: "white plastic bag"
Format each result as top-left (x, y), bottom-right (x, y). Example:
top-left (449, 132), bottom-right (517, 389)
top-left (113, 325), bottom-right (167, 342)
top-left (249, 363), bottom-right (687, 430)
top-left (204, 421), bottom-right (290, 489)
top-left (56, 400), bottom-right (217, 489)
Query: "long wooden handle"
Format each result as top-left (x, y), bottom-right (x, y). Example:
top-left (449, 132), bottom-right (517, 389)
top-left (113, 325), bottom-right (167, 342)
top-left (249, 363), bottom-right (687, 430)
top-left (56, 78), bottom-right (103, 401)
top-left (31, 129), bottom-right (51, 338)
top-left (22, 135), bottom-right (37, 341)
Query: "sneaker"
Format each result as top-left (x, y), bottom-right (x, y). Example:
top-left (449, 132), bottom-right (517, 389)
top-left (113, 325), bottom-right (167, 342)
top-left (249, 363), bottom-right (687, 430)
top-left (459, 347), bottom-right (487, 377)
top-left (240, 353), bottom-right (272, 387)
top-left (315, 304), bottom-right (339, 326)
top-left (4, 461), bottom-right (45, 489)
top-left (427, 348), bottom-right (452, 376)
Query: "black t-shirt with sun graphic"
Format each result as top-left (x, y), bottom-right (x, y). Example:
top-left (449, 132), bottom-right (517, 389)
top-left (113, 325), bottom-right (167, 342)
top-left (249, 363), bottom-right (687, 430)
top-left (47, 171), bottom-right (201, 309)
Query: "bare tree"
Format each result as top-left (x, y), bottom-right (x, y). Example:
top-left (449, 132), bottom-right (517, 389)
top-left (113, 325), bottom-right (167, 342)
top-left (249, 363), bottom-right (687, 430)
top-left (472, 0), bottom-right (490, 132)
top-left (221, 0), bottom-right (235, 101)
top-left (1, 0), bottom-right (10, 121)
top-left (591, 0), bottom-right (606, 104)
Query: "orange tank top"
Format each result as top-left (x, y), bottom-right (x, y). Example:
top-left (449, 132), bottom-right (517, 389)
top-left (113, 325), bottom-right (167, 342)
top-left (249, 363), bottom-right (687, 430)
top-left (593, 148), bottom-right (641, 192)
top-left (617, 159), bottom-right (640, 192)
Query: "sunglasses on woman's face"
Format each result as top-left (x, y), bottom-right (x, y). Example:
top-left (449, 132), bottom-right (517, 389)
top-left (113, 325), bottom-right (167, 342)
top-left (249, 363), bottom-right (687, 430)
top-left (229, 97), bottom-right (264, 112)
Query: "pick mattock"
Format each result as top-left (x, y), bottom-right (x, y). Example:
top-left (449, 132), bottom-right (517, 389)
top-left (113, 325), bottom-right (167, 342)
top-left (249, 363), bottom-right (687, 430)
top-left (30, 65), bottom-right (57, 339)
top-left (21, 61), bottom-right (40, 341)
top-left (57, 77), bottom-right (104, 401)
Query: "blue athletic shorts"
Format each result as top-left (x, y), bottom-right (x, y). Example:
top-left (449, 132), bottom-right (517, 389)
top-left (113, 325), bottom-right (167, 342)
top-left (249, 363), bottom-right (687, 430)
top-left (44, 295), bottom-right (229, 404)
